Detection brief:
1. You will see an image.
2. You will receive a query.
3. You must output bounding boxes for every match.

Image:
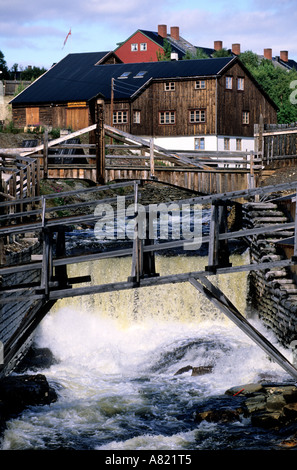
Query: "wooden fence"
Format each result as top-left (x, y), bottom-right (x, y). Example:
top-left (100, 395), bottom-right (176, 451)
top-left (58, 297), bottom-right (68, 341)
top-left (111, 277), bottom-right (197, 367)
top-left (0, 122), bottom-right (261, 195)
top-left (255, 120), bottom-right (297, 166)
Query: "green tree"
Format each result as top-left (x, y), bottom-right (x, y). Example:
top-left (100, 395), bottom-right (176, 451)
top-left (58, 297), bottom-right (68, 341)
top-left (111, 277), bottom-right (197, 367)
top-left (0, 50), bottom-right (9, 79)
top-left (20, 65), bottom-right (47, 81)
top-left (241, 56), bottom-right (297, 123)
top-left (183, 48), bottom-right (209, 60)
top-left (212, 48), bottom-right (232, 58)
top-left (157, 39), bottom-right (172, 61)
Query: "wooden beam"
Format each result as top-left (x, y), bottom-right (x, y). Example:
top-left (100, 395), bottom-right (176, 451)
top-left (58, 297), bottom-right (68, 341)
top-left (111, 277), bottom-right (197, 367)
top-left (189, 277), bottom-right (297, 381)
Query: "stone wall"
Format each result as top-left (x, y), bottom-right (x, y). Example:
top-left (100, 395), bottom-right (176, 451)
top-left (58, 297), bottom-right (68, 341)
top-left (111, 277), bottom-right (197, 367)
top-left (244, 201), bottom-right (297, 350)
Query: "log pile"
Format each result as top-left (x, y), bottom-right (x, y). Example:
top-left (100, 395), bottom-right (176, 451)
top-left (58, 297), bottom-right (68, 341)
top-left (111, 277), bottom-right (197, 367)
top-left (243, 201), bottom-right (297, 348)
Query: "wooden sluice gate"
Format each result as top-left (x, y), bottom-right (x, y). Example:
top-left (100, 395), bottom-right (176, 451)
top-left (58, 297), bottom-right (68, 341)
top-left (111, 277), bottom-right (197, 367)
top-left (1, 178), bottom-right (297, 379)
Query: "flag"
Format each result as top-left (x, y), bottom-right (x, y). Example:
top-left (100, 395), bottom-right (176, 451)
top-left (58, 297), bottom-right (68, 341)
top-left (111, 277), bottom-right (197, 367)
top-left (63, 29), bottom-right (71, 48)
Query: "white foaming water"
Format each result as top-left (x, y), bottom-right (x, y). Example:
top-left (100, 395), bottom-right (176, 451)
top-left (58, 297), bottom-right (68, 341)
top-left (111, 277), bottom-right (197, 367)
top-left (0, 254), bottom-right (292, 451)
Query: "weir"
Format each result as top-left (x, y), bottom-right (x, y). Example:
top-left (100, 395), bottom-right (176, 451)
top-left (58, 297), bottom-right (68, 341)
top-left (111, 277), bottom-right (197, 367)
top-left (1, 178), bottom-right (297, 381)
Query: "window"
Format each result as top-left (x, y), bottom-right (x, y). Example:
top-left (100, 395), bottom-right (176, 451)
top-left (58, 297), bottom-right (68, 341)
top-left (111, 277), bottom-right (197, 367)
top-left (159, 111), bottom-right (175, 124)
top-left (224, 138), bottom-right (230, 150)
top-left (134, 71), bottom-right (147, 78)
top-left (226, 76), bottom-right (233, 89)
top-left (237, 77), bottom-right (244, 91)
top-left (195, 80), bottom-right (206, 89)
top-left (195, 138), bottom-right (205, 150)
top-left (131, 43), bottom-right (138, 51)
top-left (133, 111), bottom-right (141, 124)
top-left (242, 111), bottom-right (250, 124)
top-left (140, 43), bottom-right (147, 51)
top-left (164, 82), bottom-right (175, 91)
top-left (189, 109), bottom-right (206, 123)
top-left (118, 71), bottom-right (131, 79)
top-left (113, 111), bottom-right (128, 124)
top-left (236, 138), bottom-right (242, 151)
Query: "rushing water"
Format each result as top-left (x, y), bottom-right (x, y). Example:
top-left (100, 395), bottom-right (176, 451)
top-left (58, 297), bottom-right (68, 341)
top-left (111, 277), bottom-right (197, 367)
top-left (1, 251), bottom-right (295, 452)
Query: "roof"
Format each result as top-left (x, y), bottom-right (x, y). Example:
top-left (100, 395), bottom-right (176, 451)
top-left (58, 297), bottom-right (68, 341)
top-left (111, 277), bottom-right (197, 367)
top-left (11, 54), bottom-right (236, 105)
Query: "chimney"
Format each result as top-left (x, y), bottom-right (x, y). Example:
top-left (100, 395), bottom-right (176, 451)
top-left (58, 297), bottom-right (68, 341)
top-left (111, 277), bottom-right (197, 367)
top-left (170, 26), bottom-right (179, 41)
top-left (214, 40), bottom-right (223, 51)
top-left (158, 24), bottom-right (167, 38)
top-left (280, 50), bottom-right (288, 62)
top-left (232, 43), bottom-right (241, 55)
top-left (264, 48), bottom-right (272, 60)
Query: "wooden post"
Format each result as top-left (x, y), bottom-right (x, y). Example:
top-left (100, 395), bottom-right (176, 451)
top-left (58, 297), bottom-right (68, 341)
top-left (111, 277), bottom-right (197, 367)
top-left (129, 181), bottom-right (143, 284)
top-left (206, 203), bottom-right (219, 272)
top-left (190, 277), bottom-right (297, 381)
top-left (43, 130), bottom-right (48, 179)
top-left (55, 228), bottom-right (68, 288)
top-left (150, 137), bottom-right (155, 179)
top-left (96, 99), bottom-right (105, 184)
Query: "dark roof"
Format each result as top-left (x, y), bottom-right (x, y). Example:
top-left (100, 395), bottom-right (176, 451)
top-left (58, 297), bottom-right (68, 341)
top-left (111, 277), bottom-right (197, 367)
top-left (11, 54), bottom-right (236, 105)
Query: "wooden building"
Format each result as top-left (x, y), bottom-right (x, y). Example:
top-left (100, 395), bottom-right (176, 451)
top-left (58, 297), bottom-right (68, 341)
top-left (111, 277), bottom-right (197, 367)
top-left (114, 24), bottom-right (202, 63)
top-left (10, 53), bottom-right (278, 152)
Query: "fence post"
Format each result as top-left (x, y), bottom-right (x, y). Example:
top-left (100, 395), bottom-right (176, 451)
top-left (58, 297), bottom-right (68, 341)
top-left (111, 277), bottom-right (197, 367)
top-left (96, 99), bottom-right (105, 184)
top-left (150, 137), bottom-right (155, 179)
top-left (43, 130), bottom-right (48, 179)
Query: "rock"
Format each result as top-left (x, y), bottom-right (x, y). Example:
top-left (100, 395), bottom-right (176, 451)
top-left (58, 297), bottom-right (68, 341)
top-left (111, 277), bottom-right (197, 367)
top-left (283, 403), bottom-right (297, 420)
top-left (0, 374), bottom-right (57, 411)
top-left (251, 411), bottom-right (285, 429)
top-left (225, 383), bottom-right (265, 396)
top-left (174, 365), bottom-right (193, 376)
top-left (266, 394), bottom-right (286, 411)
top-left (195, 408), bottom-right (242, 424)
top-left (174, 365), bottom-right (213, 376)
top-left (191, 366), bottom-right (213, 376)
top-left (245, 395), bottom-right (267, 413)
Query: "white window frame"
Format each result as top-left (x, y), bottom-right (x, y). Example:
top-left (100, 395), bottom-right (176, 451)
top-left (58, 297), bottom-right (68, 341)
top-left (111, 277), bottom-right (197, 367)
top-left (226, 76), bottom-right (233, 89)
top-left (237, 77), bottom-right (244, 91)
top-left (159, 111), bottom-right (175, 125)
top-left (189, 109), bottom-right (206, 123)
top-left (164, 82), bottom-right (175, 91)
top-left (195, 80), bottom-right (206, 89)
top-left (194, 137), bottom-right (205, 150)
top-left (242, 111), bottom-right (250, 124)
top-left (224, 138), bottom-right (230, 150)
top-left (113, 110), bottom-right (128, 124)
top-left (140, 43), bottom-right (147, 51)
top-left (133, 110), bottom-right (141, 124)
top-left (131, 43), bottom-right (138, 51)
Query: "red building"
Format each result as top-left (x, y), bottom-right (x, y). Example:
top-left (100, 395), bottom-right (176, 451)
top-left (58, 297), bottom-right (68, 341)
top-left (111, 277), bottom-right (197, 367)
top-left (114, 25), bottom-right (198, 63)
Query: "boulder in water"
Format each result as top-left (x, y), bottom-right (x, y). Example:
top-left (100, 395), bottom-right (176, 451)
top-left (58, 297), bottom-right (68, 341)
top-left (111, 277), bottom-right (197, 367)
top-left (174, 365), bottom-right (213, 376)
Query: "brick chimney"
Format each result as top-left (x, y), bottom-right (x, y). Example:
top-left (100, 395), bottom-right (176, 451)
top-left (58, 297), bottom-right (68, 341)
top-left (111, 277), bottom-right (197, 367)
top-left (214, 40), bottom-right (223, 51)
top-left (158, 24), bottom-right (167, 38)
top-left (264, 48), bottom-right (272, 60)
top-left (170, 26), bottom-right (179, 41)
top-left (280, 50), bottom-right (288, 62)
top-left (232, 43), bottom-right (240, 55)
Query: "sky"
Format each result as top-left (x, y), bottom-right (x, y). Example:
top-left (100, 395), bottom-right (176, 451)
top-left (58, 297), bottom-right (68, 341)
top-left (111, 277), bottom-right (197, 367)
top-left (1, 0), bottom-right (297, 70)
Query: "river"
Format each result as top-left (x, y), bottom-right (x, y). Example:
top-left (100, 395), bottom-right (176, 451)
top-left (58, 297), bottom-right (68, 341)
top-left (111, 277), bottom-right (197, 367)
top-left (0, 248), bottom-right (295, 451)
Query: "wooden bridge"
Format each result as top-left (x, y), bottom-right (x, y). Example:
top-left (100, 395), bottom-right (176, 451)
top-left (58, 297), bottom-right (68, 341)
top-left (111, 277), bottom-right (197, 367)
top-left (2, 176), bottom-right (297, 380)
top-left (2, 119), bottom-right (297, 379)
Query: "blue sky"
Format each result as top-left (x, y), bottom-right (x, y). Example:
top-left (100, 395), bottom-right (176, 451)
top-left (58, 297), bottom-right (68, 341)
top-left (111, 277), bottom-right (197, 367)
top-left (1, 0), bottom-right (297, 70)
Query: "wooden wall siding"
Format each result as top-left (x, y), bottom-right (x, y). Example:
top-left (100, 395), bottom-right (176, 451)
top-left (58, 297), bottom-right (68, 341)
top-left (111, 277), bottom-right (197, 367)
top-left (217, 63), bottom-right (277, 137)
top-left (47, 165), bottom-right (249, 195)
